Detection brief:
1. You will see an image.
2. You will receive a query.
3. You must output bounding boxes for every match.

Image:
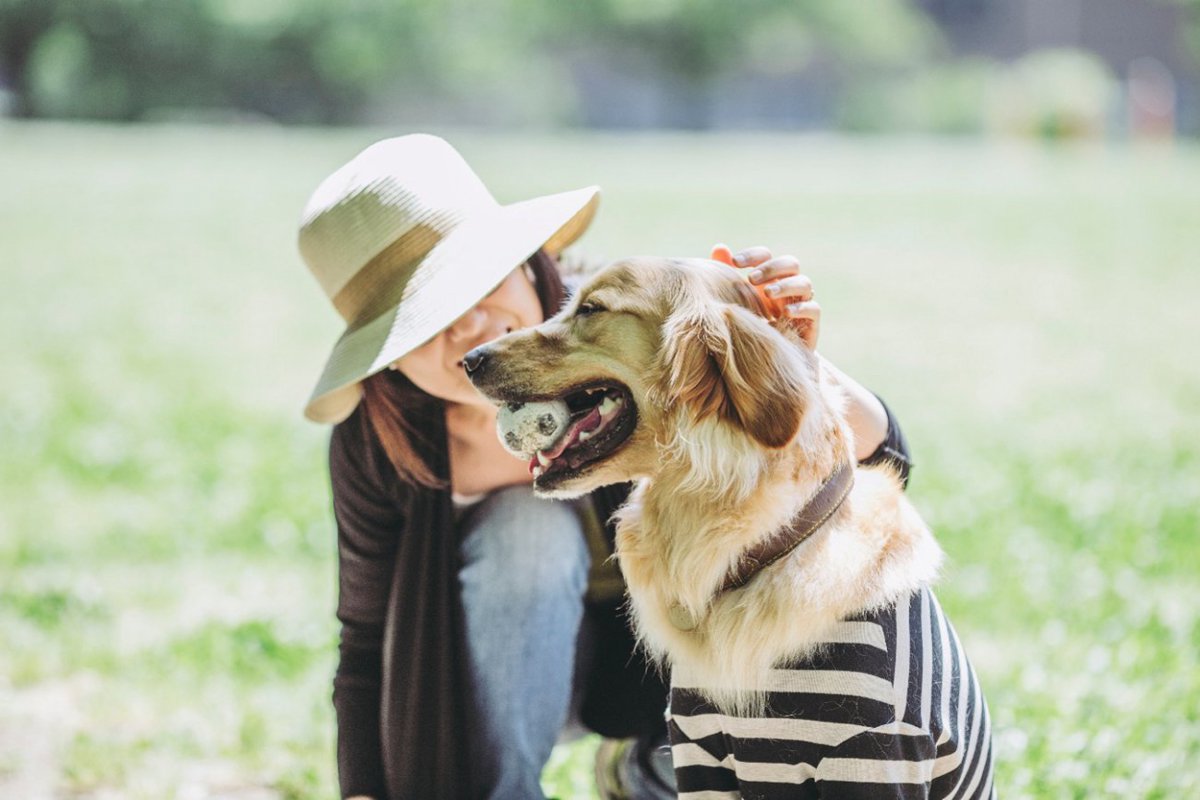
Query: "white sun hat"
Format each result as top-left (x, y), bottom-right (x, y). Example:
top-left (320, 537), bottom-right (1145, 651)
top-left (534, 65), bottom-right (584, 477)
top-left (298, 134), bottom-right (599, 424)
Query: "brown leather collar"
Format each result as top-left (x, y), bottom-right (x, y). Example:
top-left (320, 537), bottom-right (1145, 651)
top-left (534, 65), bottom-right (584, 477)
top-left (667, 461), bottom-right (855, 631)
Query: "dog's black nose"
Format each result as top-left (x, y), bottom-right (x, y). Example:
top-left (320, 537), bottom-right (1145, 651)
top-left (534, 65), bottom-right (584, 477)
top-left (462, 347), bottom-right (488, 376)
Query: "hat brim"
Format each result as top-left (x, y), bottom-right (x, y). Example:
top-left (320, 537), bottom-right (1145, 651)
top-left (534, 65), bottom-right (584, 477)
top-left (304, 185), bottom-right (599, 424)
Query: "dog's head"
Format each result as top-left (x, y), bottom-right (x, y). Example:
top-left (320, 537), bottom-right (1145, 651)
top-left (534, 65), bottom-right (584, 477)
top-left (465, 257), bottom-right (819, 498)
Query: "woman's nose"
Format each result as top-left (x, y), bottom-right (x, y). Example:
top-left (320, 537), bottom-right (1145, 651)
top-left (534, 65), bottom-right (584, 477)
top-left (446, 305), bottom-right (487, 342)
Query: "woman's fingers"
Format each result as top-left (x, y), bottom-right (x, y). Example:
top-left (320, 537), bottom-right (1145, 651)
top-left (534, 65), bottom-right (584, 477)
top-left (710, 245), bottom-right (820, 347)
top-left (761, 273), bottom-right (814, 302)
top-left (786, 299), bottom-right (820, 319)
top-left (712, 247), bottom-right (804, 283)
top-left (747, 255), bottom-right (801, 284)
top-left (732, 245), bottom-right (774, 268)
top-left (785, 300), bottom-right (822, 349)
top-left (711, 244), bottom-right (775, 268)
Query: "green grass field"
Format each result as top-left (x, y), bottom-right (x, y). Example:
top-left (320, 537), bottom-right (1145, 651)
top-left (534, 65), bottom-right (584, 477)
top-left (2, 122), bottom-right (1198, 798)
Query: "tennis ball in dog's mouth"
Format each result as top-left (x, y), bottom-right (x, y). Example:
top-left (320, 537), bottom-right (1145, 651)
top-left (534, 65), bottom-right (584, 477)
top-left (496, 399), bottom-right (571, 458)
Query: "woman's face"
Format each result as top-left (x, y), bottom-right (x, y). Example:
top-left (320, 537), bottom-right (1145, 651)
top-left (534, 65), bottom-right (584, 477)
top-left (393, 266), bottom-right (544, 406)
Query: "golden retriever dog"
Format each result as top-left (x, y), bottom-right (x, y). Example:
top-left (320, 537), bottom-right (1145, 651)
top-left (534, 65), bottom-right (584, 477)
top-left (465, 257), bottom-right (994, 798)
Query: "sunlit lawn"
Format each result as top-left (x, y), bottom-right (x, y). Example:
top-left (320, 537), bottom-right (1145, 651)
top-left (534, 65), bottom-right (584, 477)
top-left (2, 121), bottom-right (1198, 798)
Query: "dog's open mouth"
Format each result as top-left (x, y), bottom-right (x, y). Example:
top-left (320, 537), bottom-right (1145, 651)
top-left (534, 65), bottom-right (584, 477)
top-left (526, 382), bottom-right (637, 484)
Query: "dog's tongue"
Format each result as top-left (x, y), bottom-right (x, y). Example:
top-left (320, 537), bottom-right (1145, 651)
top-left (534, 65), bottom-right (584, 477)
top-left (548, 407), bottom-right (603, 457)
top-left (528, 407), bottom-right (603, 472)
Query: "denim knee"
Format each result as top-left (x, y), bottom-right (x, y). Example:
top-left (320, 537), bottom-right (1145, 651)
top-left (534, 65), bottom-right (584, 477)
top-left (459, 485), bottom-right (591, 609)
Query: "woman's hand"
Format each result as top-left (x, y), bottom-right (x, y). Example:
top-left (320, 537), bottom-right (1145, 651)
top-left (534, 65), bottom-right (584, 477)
top-left (710, 244), bottom-right (821, 350)
top-left (710, 244), bottom-right (888, 460)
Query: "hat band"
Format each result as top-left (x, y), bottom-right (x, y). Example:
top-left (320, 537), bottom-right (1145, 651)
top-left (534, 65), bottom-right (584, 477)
top-left (331, 217), bottom-right (452, 325)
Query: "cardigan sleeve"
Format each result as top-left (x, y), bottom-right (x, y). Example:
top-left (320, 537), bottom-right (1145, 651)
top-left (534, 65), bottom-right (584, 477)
top-left (857, 394), bottom-right (913, 488)
top-left (328, 413), bottom-right (405, 800)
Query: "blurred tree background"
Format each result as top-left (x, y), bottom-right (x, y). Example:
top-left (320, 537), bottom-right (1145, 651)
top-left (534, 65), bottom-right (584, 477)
top-left (2, 0), bottom-right (1197, 135)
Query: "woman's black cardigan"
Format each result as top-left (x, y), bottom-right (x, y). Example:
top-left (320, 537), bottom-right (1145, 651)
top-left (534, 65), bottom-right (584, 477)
top-left (328, 398), bottom-right (911, 799)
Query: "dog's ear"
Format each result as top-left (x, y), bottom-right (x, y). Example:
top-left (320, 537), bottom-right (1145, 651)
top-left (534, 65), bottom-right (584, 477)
top-left (660, 303), bottom-right (732, 424)
top-left (717, 306), bottom-right (810, 448)
top-left (660, 303), bottom-right (809, 448)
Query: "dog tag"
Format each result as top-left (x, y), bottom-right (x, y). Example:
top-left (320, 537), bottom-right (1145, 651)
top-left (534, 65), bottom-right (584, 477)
top-left (668, 602), bottom-right (699, 631)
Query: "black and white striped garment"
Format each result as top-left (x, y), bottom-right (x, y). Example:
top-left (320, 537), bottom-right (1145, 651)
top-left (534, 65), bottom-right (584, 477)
top-left (667, 586), bottom-right (995, 799)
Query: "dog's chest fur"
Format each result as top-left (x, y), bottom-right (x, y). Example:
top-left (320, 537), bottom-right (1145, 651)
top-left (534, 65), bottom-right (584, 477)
top-left (614, 463), bottom-right (945, 713)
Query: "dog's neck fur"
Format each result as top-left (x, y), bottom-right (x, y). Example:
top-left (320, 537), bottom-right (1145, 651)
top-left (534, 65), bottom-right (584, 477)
top-left (613, 373), bottom-right (942, 715)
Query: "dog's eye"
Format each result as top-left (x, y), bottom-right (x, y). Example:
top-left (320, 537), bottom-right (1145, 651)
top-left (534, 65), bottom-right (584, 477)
top-left (577, 301), bottom-right (605, 316)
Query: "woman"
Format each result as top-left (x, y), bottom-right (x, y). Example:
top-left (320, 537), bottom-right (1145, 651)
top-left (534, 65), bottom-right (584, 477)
top-left (297, 135), bottom-right (911, 799)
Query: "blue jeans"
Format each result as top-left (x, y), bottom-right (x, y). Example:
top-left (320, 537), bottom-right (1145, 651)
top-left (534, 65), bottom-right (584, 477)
top-left (458, 485), bottom-right (675, 800)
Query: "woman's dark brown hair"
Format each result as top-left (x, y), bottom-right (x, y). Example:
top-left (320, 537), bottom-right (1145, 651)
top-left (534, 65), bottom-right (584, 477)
top-left (358, 249), bottom-right (567, 489)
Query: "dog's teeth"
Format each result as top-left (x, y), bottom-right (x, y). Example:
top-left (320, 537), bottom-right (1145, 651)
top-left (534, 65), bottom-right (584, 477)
top-left (537, 451), bottom-right (552, 467)
top-left (532, 466), bottom-right (543, 479)
top-left (598, 397), bottom-right (616, 415)
top-left (578, 429), bottom-right (593, 442)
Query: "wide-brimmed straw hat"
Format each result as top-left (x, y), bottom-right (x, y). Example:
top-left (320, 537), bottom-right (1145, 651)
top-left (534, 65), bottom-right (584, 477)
top-left (298, 134), bottom-right (599, 424)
